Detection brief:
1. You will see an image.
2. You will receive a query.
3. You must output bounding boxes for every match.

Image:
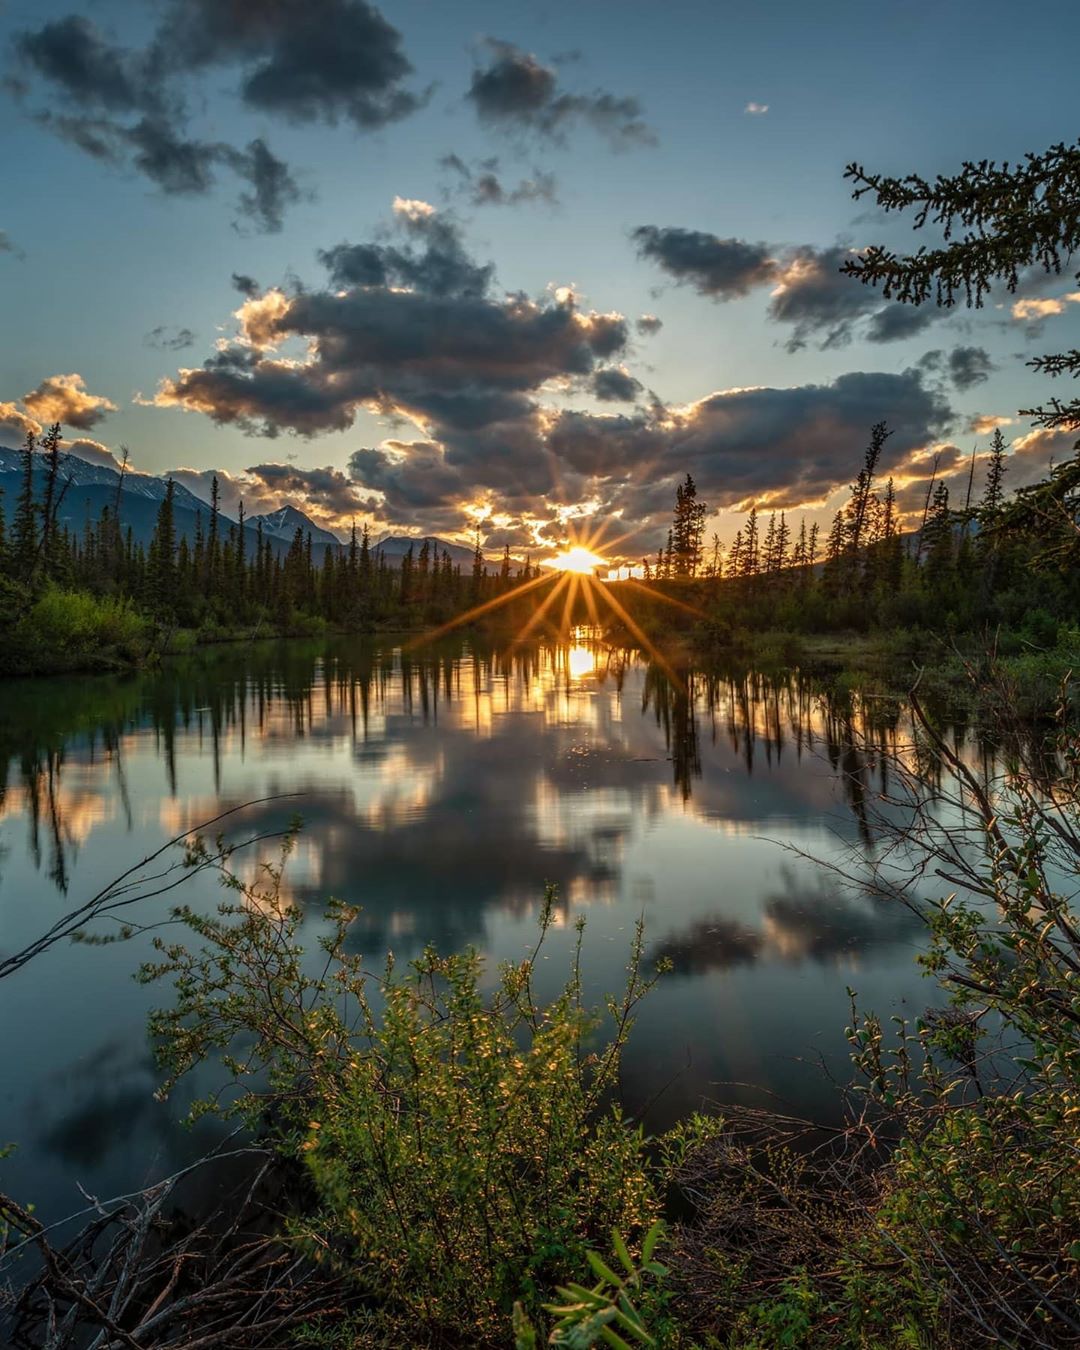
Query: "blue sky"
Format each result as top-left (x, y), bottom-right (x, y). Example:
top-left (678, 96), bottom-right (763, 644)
top-left (2, 0), bottom-right (1078, 555)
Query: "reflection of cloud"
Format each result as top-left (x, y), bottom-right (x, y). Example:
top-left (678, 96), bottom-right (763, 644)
top-left (652, 870), bottom-right (922, 975)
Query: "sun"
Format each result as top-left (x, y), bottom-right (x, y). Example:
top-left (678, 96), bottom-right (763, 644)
top-left (546, 545), bottom-right (606, 575)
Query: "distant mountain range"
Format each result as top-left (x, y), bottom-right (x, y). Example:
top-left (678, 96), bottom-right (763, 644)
top-left (0, 446), bottom-right (499, 569)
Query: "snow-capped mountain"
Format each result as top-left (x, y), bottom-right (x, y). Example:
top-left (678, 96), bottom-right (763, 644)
top-left (0, 445), bottom-right (206, 513)
top-left (248, 505), bottom-right (343, 549)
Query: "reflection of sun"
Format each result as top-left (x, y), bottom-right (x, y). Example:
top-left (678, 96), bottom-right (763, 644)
top-left (567, 644), bottom-right (595, 679)
top-left (547, 546), bottom-right (606, 574)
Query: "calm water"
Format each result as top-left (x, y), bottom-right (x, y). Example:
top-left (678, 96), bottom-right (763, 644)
top-left (0, 634), bottom-right (941, 1220)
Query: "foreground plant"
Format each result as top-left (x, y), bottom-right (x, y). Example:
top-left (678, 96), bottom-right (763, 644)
top-left (140, 842), bottom-right (663, 1345)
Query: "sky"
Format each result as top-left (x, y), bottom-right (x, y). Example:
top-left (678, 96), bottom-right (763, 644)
top-left (2, 0), bottom-right (1079, 559)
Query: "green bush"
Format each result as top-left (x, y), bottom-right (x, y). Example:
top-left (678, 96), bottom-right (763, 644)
top-left (5, 586), bottom-right (149, 673)
top-left (141, 850), bottom-right (663, 1346)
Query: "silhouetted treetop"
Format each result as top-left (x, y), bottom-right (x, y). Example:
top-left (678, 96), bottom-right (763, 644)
top-left (842, 141), bottom-right (1080, 432)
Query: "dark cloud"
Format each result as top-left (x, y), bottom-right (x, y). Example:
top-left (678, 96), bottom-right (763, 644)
top-left (244, 463), bottom-right (368, 521)
top-left (14, 16), bottom-right (160, 114)
top-left (635, 314), bottom-right (663, 335)
top-left (124, 116), bottom-right (219, 195)
top-left (865, 303), bottom-right (940, 343)
top-left (766, 244), bottom-right (879, 350)
top-left (60, 437), bottom-right (126, 472)
top-left (632, 226), bottom-right (777, 299)
top-left (633, 231), bottom-right (950, 350)
top-left (154, 0), bottom-right (424, 130)
top-left (232, 272), bottom-right (260, 298)
top-left (154, 213), bottom-right (629, 440)
top-left (947, 345), bottom-right (994, 391)
top-left (318, 204), bottom-right (493, 298)
top-left (592, 367), bottom-right (643, 402)
top-left (467, 39), bottom-right (653, 149)
top-left (349, 441), bottom-right (469, 526)
top-left (155, 207), bottom-right (953, 548)
top-left (11, 1), bottom-right (418, 230)
top-left (225, 137), bottom-right (304, 232)
top-left (144, 325), bottom-right (196, 351)
top-left (440, 153), bottom-right (558, 208)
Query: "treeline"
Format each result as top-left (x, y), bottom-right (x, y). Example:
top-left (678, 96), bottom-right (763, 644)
top-left (0, 426), bottom-right (538, 672)
top-left (641, 424), bottom-right (1080, 643)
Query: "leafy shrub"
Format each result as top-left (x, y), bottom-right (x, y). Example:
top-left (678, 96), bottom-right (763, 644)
top-left (5, 586), bottom-right (149, 672)
top-left (141, 851), bottom-right (662, 1346)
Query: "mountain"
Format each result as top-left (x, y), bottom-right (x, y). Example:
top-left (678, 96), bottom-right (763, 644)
top-left (374, 534), bottom-right (489, 569)
top-left (0, 446), bottom-right (206, 513)
top-left (249, 505), bottom-right (343, 550)
top-left (0, 446), bottom-right (300, 560)
top-left (0, 446), bottom-right (499, 569)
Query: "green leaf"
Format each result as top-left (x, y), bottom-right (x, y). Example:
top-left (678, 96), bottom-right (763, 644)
top-left (586, 1251), bottom-right (623, 1289)
top-left (612, 1228), bottom-right (635, 1274)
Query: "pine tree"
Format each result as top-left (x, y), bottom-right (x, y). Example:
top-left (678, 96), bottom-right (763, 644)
top-left (671, 474), bottom-right (707, 575)
top-left (148, 480), bottom-right (177, 614)
top-left (13, 430), bottom-right (38, 582)
top-left (38, 422), bottom-right (64, 573)
top-left (981, 428), bottom-right (1009, 517)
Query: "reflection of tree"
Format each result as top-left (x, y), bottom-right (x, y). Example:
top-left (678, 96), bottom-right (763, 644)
top-left (642, 664), bottom-right (701, 799)
top-left (0, 636), bottom-right (1015, 903)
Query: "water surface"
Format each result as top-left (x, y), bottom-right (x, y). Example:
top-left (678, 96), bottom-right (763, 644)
top-left (0, 634), bottom-right (940, 1220)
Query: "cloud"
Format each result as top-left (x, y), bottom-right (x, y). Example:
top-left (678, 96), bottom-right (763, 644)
top-left (768, 245), bottom-right (899, 351)
top-left (864, 302), bottom-right (940, 343)
top-left (744, 102), bottom-right (769, 115)
top-left (635, 314), bottom-right (663, 335)
top-left (11, 1), bottom-right (418, 230)
top-left (947, 345), bottom-right (994, 391)
top-left (152, 208), bottom-right (953, 550)
top-left (318, 204), bottom-right (494, 298)
top-left (968, 413), bottom-right (1013, 434)
top-left (348, 440), bottom-right (470, 528)
top-left (1011, 293), bottom-right (1080, 322)
top-left (14, 16), bottom-right (160, 114)
top-left (144, 325), bottom-right (196, 351)
top-left (347, 367), bottom-right (954, 547)
top-left (0, 402), bottom-right (42, 443)
top-left (1009, 426), bottom-right (1080, 485)
top-left (22, 374), bottom-right (118, 430)
top-left (0, 230), bottom-right (24, 259)
top-left (466, 39), bottom-right (654, 149)
top-left (60, 437), bottom-right (126, 471)
top-left (154, 0), bottom-right (425, 130)
top-left (243, 463), bottom-right (367, 524)
top-left (632, 226), bottom-right (777, 299)
top-left (890, 425), bottom-right (1076, 519)
top-left (154, 208), bottom-right (629, 439)
top-left (439, 153), bottom-right (558, 208)
top-left (592, 367), bottom-right (643, 402)
top-left (633, 230), bottom-right (948, 349)
top-left (232, 272), bottom-right (261, 298)
top-left (226, 137), bottom-right (304, 232)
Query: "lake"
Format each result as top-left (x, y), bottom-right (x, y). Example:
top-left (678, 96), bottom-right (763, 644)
top-left (0, 633), bottom-right (941, 1222)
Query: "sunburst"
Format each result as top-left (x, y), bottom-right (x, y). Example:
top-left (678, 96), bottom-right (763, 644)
top-left (405, 519), bottom-right (704, 689)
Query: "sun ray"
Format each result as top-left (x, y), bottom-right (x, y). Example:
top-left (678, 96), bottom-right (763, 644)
top-left (513, 571), bottom-right (572, 645)
top-left (558, 571), bottom-right (580, 634)
top-left (592, 579), bottom-right (684, 690)
top-left (620, 577), bottom-right (706, 618)
top-left (405, 571), bottom-right (553, 650)
top-left (579, 572), bottom-right (602, 628)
